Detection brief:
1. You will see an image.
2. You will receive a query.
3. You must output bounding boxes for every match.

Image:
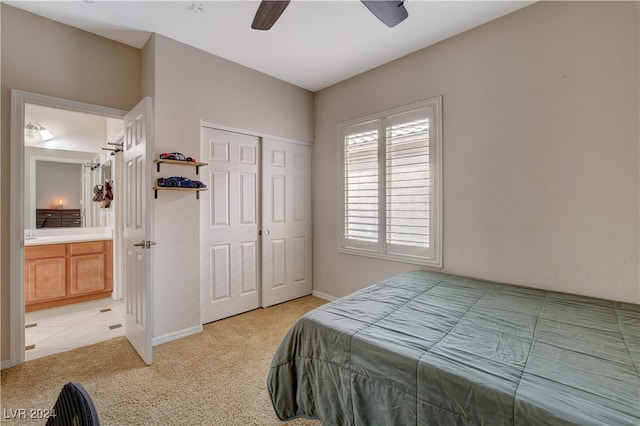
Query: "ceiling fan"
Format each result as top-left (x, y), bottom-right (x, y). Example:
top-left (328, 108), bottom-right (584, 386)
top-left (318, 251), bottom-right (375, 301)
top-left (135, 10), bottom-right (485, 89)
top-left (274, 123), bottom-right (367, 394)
top-left (251, 1), bottom-right (408, 30)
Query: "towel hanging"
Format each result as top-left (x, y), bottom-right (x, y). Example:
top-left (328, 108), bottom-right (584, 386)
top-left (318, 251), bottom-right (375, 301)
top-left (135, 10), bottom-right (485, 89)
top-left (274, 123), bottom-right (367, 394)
top-left (92, 184), bottom-right (104, 202)
top-left (104, 180), bottom-right (113, 202)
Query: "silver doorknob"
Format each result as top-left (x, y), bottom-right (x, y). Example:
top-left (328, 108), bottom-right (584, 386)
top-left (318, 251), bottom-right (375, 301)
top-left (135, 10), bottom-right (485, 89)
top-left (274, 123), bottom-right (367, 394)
top-left (134, 240), bottom-right (157, 249)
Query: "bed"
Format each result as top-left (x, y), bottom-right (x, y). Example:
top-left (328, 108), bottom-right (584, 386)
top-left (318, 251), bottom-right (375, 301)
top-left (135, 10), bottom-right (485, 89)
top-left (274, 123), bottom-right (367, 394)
top-left (267, 270), bottom-right (640, 425)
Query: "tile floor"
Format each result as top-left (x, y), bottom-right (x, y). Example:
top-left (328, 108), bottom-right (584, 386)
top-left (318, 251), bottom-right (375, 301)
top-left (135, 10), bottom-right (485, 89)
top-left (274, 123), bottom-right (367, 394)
top-left (25, 298), bottom-right (125, 362)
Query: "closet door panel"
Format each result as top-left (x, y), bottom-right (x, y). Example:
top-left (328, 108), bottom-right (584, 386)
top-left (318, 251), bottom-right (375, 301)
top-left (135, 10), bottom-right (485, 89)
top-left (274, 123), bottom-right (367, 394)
top-left (201, 128), bottom-right (260, 323)
top-left (240, 242), bottom-right (258, 294)
top-left (209, 244), bottom-right (230, 302)
top-left (262, 139), bottom-right (312, 307)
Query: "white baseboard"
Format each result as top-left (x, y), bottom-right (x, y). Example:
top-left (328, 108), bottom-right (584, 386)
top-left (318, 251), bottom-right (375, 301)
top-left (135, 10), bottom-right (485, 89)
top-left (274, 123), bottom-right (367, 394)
top-left (152, 324), bottom-right (203, 347)
top-left (312, 290), bottom-right (337, 301)
top-left (1, 358), bottom-right (18, 370)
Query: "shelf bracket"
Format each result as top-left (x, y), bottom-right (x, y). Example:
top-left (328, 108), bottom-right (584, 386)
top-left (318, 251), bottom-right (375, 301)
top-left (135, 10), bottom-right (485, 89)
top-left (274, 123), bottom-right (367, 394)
top-left (152, 187), bottom-right (203, 200)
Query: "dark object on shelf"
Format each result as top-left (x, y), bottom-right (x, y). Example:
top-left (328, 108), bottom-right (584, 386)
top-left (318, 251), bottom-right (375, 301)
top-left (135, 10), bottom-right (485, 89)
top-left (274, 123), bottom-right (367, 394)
top-left (46, 382), bottom-right (100, 426)
top-left (154, 158), bottom-right (207, 175)
top-left (156, 176), bottom-right (206, 189)
top-left (159, 152), bottom-right (196, 162)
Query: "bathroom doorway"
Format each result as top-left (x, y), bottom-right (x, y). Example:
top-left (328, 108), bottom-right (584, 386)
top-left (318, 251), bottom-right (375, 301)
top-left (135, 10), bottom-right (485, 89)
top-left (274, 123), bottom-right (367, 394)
top-left (10, 91), bottom-right (127, 364)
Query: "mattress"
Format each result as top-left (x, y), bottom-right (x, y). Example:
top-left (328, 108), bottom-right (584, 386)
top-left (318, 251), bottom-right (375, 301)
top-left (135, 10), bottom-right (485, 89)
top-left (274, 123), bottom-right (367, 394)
top-left (267, 270), bottom-right (640, 425)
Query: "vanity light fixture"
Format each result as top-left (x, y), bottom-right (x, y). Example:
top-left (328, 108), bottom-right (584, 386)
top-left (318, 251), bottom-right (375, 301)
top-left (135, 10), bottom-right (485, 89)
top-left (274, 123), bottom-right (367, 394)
top-left (24, 122), bottom-right (37, 139)
top-left (24, 122), bottom-right (55, 141)
top-left (38, 126), bottom-right (55, 141)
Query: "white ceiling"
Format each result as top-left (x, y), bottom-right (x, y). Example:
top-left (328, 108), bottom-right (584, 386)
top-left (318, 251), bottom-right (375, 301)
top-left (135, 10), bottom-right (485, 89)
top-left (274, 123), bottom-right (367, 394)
top-left (6, 0), bottom-right (536, 92)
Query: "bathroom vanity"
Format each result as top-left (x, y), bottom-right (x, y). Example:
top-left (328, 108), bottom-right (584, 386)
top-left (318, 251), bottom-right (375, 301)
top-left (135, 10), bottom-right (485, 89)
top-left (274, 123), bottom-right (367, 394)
top-left (24, 234), bottom-right (113, 312)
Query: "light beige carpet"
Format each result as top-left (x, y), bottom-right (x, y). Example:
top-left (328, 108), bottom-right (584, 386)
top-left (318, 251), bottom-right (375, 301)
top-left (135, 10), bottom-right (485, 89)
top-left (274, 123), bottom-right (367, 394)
top-left (1, 296), bottom-right (326, 425)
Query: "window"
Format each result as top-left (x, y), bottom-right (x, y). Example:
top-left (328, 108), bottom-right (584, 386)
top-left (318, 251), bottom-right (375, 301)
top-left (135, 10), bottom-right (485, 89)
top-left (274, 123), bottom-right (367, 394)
top-left (338, 97), bottom-right (442, 267)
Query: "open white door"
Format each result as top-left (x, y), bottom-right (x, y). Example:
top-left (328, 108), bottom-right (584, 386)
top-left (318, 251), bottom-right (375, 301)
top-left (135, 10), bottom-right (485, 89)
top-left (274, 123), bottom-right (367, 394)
top-left (123, 97), bottom-right (154, 365)
top-left (261, 139), bottom-right (312, 307)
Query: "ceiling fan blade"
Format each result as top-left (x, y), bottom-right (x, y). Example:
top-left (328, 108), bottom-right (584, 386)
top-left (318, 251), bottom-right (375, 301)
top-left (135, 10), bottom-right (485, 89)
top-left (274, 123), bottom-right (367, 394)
top-left (361, 1), bottom-right (408, 28)
top-left (251, 0), bottom-right (291, 30)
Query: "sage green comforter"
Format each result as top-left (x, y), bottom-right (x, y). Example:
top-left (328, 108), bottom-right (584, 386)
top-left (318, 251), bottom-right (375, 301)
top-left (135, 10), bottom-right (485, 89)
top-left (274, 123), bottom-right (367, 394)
top-left (267, 271), bottom-right (640, 425)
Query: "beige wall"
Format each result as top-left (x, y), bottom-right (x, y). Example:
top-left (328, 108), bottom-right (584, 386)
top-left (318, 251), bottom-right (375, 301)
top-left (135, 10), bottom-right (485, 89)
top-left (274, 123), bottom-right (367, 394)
top-left (1, 5), bottom-right (141, 361)
top-left (313, 1), bottom-right (639, 303)
top-left (149, 34), bottom-right (314, 338)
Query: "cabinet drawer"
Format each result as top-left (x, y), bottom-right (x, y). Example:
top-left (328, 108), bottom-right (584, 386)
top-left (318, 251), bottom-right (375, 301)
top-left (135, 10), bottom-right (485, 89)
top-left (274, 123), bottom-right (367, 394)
top-left (36, 210), bottom-right (61, 219)
top-left (69, 241), bottom-right (105, 255)
top-left (61, 210), bottom-right (81, 219)
top-left (62, 218), bottom-right (83, 227)
top-left (25, 244), bottom-right (66, 259)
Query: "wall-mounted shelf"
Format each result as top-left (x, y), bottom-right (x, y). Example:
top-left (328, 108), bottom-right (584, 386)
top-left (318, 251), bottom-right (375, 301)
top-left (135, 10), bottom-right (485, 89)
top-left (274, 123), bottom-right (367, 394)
top-left (153, 157), bottom-right (208, 199)
top-left (153, 159), bottom-right (208, 175)
top-left (153, 186), bottom-right (207, 199)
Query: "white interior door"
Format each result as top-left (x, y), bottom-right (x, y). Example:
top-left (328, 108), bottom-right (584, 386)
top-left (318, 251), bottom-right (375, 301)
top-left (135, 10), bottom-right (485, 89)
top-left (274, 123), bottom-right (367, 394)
top-left (262, 139), bottom-right (312, 307)
top-left (200, 127), bottom-right (261, 323)
top-left (123, 97), bottom-right (153, 365)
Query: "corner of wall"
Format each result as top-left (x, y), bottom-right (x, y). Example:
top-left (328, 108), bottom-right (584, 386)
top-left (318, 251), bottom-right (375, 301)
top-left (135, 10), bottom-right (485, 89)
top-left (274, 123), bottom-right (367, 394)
top-left (141, 34), bottom-right (156, 100)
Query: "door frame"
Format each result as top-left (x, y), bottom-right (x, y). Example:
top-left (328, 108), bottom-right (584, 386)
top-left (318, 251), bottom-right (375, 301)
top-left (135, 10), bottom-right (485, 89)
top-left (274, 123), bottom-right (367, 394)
top-left (201, 121), bottom-right (313, 148)
top-left (7, 89), bottom-right (128, 368)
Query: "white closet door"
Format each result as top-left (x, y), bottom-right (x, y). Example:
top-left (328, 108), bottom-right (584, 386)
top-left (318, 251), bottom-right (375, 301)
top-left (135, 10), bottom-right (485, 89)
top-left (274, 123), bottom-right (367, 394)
top-left (261, 139), bottom-right (312, 307)
top-left (200, 128), bottom-right (261, 323)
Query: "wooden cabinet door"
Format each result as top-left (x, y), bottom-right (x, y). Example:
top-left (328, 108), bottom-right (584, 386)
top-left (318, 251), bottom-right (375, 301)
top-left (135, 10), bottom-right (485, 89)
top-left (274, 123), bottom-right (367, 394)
top-left (69, 253), bottom-right (105, 295)
top-left (25, 257), bottom-right (67, 303)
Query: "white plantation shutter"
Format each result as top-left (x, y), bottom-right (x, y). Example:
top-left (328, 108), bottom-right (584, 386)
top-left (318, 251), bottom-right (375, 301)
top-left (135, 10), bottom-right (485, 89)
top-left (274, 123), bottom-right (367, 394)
top-left (385, 108), bottom-right (432, 258)
top-left (342, 120), bottom-right (380, 252)
top-left (339, 97), bottom-right (442, 266)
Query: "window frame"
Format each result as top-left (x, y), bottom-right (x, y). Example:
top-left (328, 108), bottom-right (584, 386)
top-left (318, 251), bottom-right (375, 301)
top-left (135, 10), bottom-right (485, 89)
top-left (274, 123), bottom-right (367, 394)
top-left (337, 96), bottom-right (443, 267)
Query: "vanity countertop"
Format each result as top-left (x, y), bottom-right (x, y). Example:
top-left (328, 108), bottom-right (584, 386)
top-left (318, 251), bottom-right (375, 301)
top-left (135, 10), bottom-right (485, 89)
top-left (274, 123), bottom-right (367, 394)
top-left (24, 228), bottom-right (113, 246)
